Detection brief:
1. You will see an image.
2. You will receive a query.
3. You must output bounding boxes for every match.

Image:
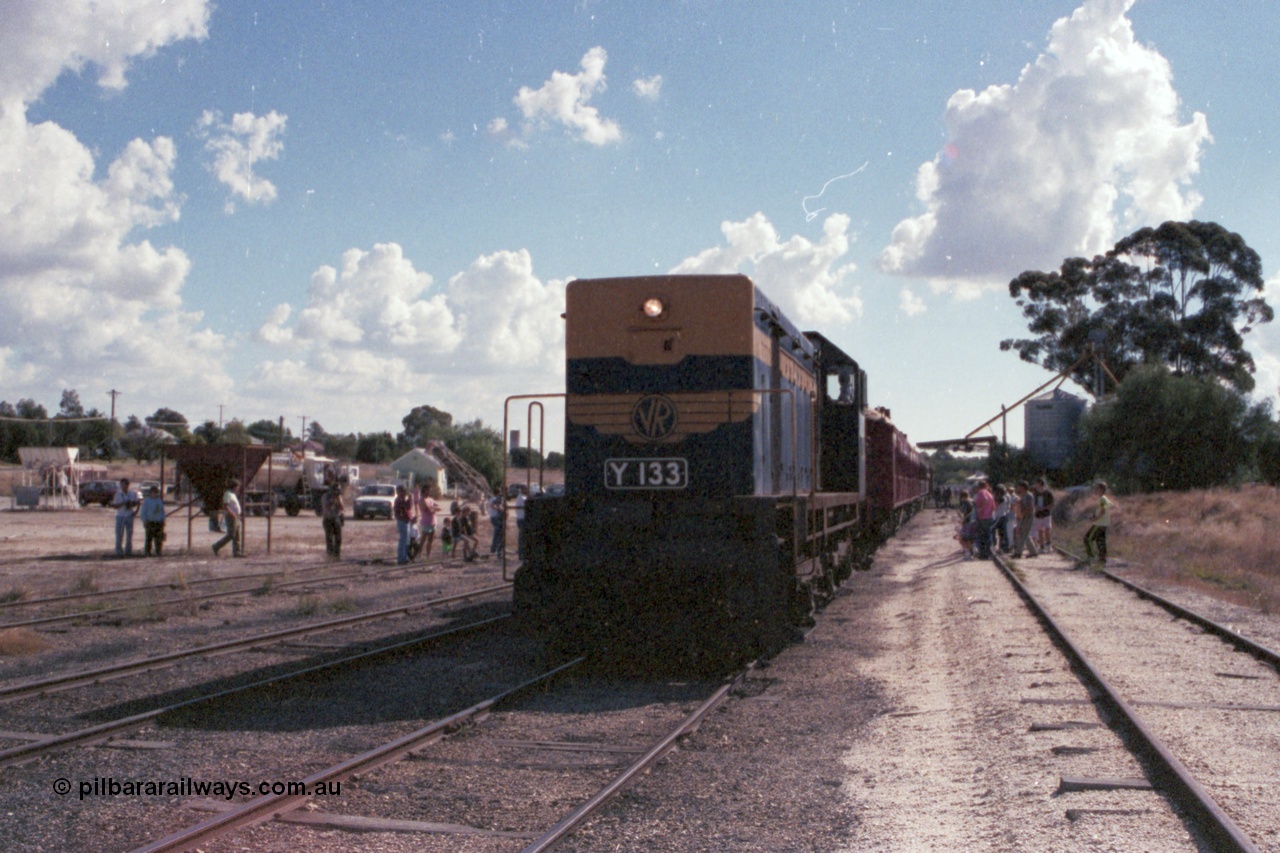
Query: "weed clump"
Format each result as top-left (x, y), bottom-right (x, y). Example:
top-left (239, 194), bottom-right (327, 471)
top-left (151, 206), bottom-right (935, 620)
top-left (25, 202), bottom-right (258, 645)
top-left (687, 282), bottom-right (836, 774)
top-left (0, 628), bottom-right (51, 656)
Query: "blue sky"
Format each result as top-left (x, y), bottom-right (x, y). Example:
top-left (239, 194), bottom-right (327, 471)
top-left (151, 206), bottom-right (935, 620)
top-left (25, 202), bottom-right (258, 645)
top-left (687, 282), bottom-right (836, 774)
top-left (3, 0), bottom-right (1278, 452)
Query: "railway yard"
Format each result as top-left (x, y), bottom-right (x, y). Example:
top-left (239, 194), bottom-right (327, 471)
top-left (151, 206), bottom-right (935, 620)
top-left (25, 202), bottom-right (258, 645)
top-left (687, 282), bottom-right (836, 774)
top-left (0, 506), bottom-right (1278, 851)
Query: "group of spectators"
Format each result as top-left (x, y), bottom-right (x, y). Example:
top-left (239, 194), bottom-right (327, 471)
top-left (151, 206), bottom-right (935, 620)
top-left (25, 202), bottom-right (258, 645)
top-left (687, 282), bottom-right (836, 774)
top-left (955, 477), bottom-right (1054, 560)
top-left (951, 478), bottom-right (1114, 566)
top-left (108, 476), bottom-right (536, 566)
top-left (389, 484), bottom-right (527, 566)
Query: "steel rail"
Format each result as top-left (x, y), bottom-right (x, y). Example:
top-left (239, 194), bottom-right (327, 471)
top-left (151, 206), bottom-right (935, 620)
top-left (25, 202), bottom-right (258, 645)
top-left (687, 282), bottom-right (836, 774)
top-left (0, 549), bottom-right (448, 612)
top-left (0, 583), bottom-right (512, 702)
top-left (130, 657), bottom-right (584, 853)
top-left (521, 663), bottom-right (754, 853)
top-left (1056, 546), bottom-right (1280, 672)
top-left (0, 615), bottom-right (512, 770)
top-left (0, 557), bottom-right (458, 630)
top-left (992, 553), bottom-right (1259, 853)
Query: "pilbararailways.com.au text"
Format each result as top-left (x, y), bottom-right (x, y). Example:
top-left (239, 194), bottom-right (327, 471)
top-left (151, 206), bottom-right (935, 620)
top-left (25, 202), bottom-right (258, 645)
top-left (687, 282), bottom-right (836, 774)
top-left (58, 776), bottom-right (343, 801)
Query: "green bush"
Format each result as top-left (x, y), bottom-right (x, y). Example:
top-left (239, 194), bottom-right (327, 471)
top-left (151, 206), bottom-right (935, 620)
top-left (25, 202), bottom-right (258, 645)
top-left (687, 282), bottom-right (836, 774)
top-left (1071, 365), bottom-right (1270, 492)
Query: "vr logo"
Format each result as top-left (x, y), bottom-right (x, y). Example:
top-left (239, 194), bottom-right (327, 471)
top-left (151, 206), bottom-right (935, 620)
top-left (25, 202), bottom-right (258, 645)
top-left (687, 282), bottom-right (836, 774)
top-left (631, 394), bottom-right (678, 442)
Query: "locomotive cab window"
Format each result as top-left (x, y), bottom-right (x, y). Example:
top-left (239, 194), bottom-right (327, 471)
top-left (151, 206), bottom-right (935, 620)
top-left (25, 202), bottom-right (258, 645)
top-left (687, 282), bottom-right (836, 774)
top-left (827, 369), bottom-right (858, 405)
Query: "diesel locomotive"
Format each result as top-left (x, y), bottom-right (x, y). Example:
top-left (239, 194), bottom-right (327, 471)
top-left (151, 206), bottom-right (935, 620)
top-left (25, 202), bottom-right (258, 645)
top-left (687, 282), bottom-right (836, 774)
top-left (513, 274), bottom-right (929, 668)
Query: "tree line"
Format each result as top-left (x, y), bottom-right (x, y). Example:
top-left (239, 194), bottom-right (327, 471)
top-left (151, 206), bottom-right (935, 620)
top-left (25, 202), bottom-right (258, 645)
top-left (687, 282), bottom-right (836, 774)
top-left (0, 394), bottom-right (556, 493)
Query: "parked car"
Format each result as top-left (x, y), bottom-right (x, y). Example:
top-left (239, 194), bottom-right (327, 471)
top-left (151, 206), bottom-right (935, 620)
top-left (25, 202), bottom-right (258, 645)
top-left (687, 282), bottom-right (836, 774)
top-left (506, 483), bottom-right (545, 499)
top-left (78, 480), bottom-right (119, 507)
top-left (353, 484), bottom-right (397, 520)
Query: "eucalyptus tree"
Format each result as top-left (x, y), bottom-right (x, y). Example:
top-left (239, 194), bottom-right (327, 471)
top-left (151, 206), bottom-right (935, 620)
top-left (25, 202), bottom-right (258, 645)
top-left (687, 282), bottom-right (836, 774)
top-left (1001, 221), bottom-right (1271, 395)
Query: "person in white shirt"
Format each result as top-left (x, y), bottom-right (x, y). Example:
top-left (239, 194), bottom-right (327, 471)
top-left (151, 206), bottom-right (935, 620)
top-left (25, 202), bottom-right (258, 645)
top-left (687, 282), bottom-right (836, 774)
top-left (112, 478), bottom-right (140, 557)
top-left (212, 479), bottom-right (243, 557)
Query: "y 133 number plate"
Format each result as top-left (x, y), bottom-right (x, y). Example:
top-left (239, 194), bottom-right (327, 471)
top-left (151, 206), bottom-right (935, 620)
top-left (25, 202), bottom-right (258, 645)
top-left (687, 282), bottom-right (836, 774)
top-left (604, 458), bottom-right (688, 490)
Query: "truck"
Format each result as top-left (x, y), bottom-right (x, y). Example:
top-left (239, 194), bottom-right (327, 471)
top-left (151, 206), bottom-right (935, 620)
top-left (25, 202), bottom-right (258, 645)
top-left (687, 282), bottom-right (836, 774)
top-left (245, 452), bottom-right (360, 516)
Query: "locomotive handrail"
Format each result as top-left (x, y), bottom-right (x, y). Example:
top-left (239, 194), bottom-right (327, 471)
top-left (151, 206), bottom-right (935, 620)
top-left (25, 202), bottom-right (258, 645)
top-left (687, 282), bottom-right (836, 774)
top-left (502, 393), bottom-right (566, 582)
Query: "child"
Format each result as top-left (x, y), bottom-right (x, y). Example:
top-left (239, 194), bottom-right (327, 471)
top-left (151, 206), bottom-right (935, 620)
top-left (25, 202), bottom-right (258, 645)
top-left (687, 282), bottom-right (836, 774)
top-left (449, 501), bottom-right (479, 562)
top-left (1083, 481), bottom-right (1114, 566)
top-left (956, 489), bottom-right (976, 559)
top-left (140, 486), bottom-right (166, 557)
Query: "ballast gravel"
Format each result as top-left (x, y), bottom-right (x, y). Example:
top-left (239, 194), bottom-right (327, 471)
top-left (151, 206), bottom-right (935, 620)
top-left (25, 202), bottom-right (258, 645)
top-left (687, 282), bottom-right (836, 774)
top-left (4, 508), bottom-right (1279, 850)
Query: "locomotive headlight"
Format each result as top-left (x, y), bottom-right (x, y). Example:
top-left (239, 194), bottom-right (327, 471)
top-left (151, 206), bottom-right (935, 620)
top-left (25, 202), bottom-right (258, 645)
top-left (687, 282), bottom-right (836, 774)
top-left (642, 297), bottom-right (666, 318)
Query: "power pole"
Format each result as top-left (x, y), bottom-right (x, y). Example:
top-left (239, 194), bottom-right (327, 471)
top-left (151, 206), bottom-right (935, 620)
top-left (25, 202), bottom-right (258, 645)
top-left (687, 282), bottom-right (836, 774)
top-left (218, 404), bottom-right (225, 429)
top-left (299, 415), bottom-right (307, 445)
top-left (107, 389), bottom-right (121, 460)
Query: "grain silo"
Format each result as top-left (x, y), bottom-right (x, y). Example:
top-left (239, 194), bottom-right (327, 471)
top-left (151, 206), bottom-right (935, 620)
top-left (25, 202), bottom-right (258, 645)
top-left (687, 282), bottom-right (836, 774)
top-left (1024, 389), bottom-right (1086, 469)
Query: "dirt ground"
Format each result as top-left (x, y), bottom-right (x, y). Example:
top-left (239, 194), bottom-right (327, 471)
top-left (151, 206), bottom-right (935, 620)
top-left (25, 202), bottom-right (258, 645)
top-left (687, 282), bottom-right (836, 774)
top-left (0, 500), bottom-right (516, 607)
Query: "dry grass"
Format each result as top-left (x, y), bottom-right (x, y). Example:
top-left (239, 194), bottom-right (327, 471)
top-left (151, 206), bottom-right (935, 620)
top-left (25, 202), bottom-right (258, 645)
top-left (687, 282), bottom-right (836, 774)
top-left (0, 586), bottom-right (29, 604)
top-left (1054, 483), bottom-right (1280, 614)
top-left (69, 569), bottom-right (99, 594)
top-left (0, 627), bottom-right (53, 656)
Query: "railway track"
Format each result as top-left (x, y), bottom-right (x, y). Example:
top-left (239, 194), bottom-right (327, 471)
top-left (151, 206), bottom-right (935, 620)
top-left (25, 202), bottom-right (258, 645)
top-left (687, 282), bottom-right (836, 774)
top-left (0, 549), bottom-right (446, 613)
top-left (0, 551), bottom-right (455, 630)
top-left (129, 662), bottom-right (750, 852)
top-left (994, 549), bottom-right (1280, 851)
top-left (1058, 546), bottom-right (1280, 672)
top-left (0, 612), bottom-right (512, 770)
top-left (0, 583), bottom-right (511, 702)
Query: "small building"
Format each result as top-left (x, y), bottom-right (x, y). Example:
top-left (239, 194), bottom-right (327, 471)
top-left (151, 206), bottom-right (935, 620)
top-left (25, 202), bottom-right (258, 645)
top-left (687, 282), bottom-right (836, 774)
top-left (389, 448), bottom-right (448, 495)
top-left (1024, 389), bottom-right (1087, 470)
top-left (15, 447), bottom-right (82, 509)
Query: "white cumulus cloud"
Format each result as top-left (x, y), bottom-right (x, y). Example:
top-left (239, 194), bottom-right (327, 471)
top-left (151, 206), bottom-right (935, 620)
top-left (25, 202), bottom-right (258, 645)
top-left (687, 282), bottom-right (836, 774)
top-left (249, 244), bottom-right (568, 427)
top-left (633, 74), bottom-right (663, 101)
top-left (0, 0), bottom-right (230, 414)
top-left (258, 243), bottom-right (461, 352)
top-left (197, 109), bottom-right (287, 213)
top-left (447, 249), bottom-right (568, 373)
top-left (1247, 273), bottom-right (1280, 404)
top-left (511, 46), bottom-right (622, 146)
top-left (0, 0), bottom-right (209, 104)
top-left (881, 0), bottom-right (1210, 288)
top-left (671, 212), bottom-right (862, 325)
top-left (899, 288), bottom-right (927, 317)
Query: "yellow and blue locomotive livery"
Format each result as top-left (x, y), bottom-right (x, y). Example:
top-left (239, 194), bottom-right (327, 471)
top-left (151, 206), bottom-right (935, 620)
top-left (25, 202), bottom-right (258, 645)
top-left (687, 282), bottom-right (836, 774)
top-left (515, 274), bottom-right (891, 668)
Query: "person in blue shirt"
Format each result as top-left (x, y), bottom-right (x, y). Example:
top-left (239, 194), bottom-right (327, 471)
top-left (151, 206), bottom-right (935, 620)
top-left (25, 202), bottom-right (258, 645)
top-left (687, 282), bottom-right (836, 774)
top-left (140, 486), bottom-right (167, 557)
